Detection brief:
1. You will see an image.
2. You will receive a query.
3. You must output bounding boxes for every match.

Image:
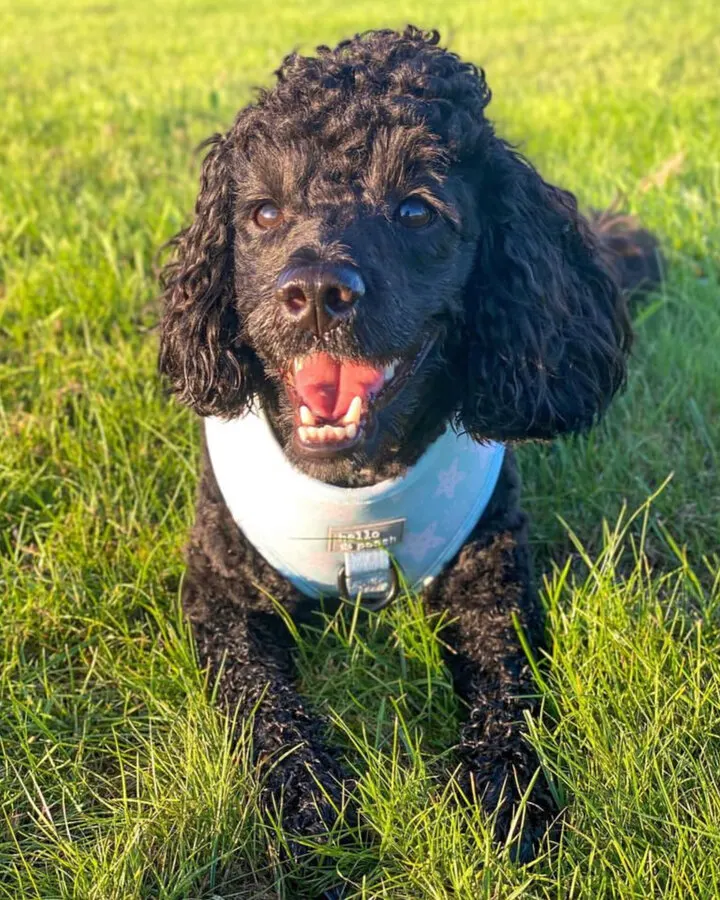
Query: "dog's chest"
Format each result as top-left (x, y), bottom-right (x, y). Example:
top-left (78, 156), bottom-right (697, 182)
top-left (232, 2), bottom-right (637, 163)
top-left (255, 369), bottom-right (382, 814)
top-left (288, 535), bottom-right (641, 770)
top-left (205, 410), bottom-right (504, 607)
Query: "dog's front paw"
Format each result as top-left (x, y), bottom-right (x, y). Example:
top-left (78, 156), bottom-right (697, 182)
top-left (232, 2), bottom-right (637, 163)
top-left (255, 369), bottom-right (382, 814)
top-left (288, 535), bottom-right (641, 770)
top-left (261, 745), bottom-right (357, 858)
top-left (281, 769), bottom-right (353, 847)
top-left (456, 724), bottom-right (556, 862)
top-left (460, 764), bottom-right (547, 862)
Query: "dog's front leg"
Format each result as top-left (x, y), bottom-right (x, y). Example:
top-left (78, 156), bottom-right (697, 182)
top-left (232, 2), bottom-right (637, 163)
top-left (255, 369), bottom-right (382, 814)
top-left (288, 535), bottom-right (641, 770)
top-left (188, 593), bottom-right (351, 846)
top-left (182, 462), bottom-right (353, 852)
top-left (426, 454), bottom-right (555, 859)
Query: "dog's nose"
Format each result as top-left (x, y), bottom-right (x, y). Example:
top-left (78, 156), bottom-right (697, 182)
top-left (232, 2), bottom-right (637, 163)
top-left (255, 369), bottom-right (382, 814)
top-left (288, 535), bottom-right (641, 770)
top-left (275, 264), bottom-right (365, 335)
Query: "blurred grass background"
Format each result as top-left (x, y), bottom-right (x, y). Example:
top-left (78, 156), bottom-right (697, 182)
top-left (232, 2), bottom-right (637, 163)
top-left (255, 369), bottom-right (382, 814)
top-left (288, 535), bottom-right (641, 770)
top-left (1, 0), bottom-right (719, 896)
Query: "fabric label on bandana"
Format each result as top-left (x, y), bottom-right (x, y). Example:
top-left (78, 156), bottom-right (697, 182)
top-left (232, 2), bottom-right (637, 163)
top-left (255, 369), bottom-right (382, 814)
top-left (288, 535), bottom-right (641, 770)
top-left (328, 518), bottom-right (405, 552)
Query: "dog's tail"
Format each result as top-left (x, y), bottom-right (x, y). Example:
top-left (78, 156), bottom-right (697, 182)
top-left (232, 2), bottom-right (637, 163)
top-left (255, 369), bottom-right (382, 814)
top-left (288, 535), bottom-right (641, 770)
top-left (590, 207), bottom-right (664, 298)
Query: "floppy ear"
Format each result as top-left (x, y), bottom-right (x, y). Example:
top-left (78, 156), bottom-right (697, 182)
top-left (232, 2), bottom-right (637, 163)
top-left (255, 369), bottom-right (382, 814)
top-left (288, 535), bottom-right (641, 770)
top-left (159, 133), bottom-right (258, 417)
top-left (459, 142), bottom-right (632, 441)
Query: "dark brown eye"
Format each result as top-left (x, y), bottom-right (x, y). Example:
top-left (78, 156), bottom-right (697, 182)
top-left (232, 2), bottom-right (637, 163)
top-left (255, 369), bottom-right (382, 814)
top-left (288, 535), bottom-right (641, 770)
top-left (253, 202), bottom-right (283, 229)
top-left (396, 196), bottom-right (434, 229)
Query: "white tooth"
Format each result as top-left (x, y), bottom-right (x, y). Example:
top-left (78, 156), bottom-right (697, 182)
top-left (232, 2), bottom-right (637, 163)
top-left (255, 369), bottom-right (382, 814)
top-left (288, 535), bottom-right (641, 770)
top-left (306, 426), bottom-right (319, 441)
top-left (299, 405), bottom-right (315, 425)
top-left (346, 422), bottom-right (358, 439)
top-left (298, 425), bottom-right (309, 442)
top-left (333, 426), bottom-right (346, 440)
top-left (294, 357), bottom-right (304, 373)
top-left (383, 361), bottom-right (397, 381)
top-left (319, 425), bottom-right (332, 442)
top-left (343, 395), bottom-right (363, 425)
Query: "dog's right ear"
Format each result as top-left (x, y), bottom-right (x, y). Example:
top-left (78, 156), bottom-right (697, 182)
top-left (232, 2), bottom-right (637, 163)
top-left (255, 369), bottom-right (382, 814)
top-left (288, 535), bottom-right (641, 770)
top-left (159, 133), bottom-right (257, 417)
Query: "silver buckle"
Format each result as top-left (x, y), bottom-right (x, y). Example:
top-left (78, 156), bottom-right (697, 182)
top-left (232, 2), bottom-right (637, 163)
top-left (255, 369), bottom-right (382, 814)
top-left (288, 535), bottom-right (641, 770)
top-left (337, 548), bottom-right (399, 611)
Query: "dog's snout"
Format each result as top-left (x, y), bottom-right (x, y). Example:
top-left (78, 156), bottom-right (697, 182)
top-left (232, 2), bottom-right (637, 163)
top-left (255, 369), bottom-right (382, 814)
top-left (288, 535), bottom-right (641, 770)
top-left (275, 264), bottom-right (365, 335)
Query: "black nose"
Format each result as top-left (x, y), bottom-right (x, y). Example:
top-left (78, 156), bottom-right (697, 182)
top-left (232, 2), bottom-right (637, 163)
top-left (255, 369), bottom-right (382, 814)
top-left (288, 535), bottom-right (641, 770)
top-left (275, 263), bottom-right (365, 335)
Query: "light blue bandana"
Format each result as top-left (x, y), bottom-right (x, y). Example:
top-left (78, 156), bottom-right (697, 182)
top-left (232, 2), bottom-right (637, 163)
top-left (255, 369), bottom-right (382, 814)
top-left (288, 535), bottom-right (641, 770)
top-left (205, 410), bottom-right (504, 606)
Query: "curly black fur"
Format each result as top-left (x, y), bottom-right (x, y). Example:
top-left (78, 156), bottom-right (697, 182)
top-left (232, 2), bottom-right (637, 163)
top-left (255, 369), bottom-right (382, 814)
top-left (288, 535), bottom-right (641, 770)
top-left (158, 26), bottom-right (661, 877)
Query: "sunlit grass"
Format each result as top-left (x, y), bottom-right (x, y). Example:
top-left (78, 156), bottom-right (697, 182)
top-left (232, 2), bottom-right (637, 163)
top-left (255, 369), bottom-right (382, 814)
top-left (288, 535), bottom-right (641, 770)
top-left (1, 0), bottom-right (719, 895)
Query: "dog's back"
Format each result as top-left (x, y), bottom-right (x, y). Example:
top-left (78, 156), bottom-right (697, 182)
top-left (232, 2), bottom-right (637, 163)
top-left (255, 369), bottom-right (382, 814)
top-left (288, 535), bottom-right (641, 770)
top-left (591, 208), bottom-right (664, 297)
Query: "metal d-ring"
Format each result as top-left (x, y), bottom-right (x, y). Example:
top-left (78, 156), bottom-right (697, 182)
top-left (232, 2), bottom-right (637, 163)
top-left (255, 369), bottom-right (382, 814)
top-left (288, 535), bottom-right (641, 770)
top-left (337, 563), bottom-right (399, 611)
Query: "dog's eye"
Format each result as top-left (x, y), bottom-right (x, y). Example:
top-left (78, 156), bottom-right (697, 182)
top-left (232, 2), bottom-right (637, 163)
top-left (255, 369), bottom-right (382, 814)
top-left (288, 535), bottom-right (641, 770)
top-left (396, 196), bottom-right (434, 229)
top-left (253, 202), bottom-right (284, 229)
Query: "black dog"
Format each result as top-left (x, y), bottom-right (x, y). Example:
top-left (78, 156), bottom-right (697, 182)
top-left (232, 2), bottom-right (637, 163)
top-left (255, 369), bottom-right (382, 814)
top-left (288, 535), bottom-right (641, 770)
top-left (158, 27), bottom-right (659, 862)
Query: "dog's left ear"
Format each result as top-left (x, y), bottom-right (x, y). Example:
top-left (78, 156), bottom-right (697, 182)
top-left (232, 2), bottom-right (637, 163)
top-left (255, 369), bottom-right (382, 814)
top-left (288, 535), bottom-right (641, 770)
top-left (458, 142), bottom-right (632, 441)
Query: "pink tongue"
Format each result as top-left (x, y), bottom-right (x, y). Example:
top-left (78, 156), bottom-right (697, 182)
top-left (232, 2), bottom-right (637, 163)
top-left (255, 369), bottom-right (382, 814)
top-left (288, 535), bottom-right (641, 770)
top-left (294, 353), bottom-right (385, 420)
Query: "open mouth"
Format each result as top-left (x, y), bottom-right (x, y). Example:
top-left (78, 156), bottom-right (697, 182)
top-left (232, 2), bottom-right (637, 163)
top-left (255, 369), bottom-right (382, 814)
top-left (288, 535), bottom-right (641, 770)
top-left (286, 336), bottom-right (436, 455)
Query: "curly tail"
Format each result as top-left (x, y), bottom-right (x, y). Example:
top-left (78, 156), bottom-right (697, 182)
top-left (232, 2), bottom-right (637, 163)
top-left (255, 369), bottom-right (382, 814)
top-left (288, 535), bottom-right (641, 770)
top-left (590, 208), bottom-right (664, 298)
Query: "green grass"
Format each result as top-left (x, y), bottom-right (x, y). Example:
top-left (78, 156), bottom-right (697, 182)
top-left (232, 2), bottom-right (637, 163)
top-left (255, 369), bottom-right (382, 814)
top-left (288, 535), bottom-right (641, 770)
top-left (1, 0), bottom-right (719, 895)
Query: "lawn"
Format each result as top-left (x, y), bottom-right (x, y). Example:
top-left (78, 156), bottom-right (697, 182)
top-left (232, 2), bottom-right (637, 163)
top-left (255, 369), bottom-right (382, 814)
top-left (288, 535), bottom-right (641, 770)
top-left (1, 0), bottom-right (719, 896)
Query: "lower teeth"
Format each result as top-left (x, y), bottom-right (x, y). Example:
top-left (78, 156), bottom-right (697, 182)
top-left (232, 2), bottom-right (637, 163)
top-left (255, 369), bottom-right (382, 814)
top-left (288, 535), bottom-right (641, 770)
top-left (298, 422), bottom-right (359, 444)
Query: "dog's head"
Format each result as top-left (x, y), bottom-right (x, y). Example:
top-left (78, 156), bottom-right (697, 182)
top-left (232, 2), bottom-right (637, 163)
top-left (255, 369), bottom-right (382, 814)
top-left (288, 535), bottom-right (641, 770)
top-left (159, 27), bottom-right (631, 484)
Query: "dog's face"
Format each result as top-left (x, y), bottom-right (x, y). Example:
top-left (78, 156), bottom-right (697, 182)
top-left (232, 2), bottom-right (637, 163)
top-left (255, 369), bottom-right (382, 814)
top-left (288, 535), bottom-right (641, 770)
top-left (228, 124), bottom-right (480, 481)
top-left (160, 28), bottom-right (631, 485)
